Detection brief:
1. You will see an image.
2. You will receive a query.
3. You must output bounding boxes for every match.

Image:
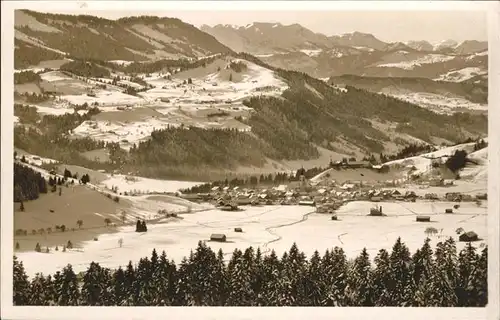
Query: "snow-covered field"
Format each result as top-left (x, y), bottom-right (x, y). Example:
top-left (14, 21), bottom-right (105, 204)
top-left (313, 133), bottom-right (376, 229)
top-left (386, 92), bottom-right (487, 114)
top-left (138, 60), bottom-right (287, 104)
top-left (377, 54), bottom-right (455, 70)
top-left (15, 153), bottom-right (58, 167)
top-left (108, 60), bottom-right (134, 66)
top-left (72, 118), bottom-right (179, 150)
top-left (29, 104), bottom-right (88, 116)
top-left (59, 90), bottom-right (146, 106)
top-left (15, 201), bottom-right (487, 278)
top-left (65, 59), bottom-right (285, 147)
top-left (39, 71), bottom-right (73, 82)
top-left (434, 67), bottom-right (488, 82)
top-left (381, 142), bottom-right (480, 176)
top-left (99, 174), bottom-right (203, 194)
top-left (300, 49), bottom-right (323, 57)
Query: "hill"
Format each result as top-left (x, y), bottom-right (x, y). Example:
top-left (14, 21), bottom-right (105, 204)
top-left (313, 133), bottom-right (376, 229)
top-left (327, 75), bottom-right (488, 114)
top-left (14, 10), bottom-right (233, 69)
top-left (13, 53), bottom-right (488, 180)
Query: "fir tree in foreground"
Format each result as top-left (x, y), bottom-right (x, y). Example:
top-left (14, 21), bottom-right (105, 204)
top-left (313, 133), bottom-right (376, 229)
top-left (13, 238), bottom-right (488, 307)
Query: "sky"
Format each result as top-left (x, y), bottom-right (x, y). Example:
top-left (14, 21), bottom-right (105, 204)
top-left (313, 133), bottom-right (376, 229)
top-left (41, 9), bottom-right (488, 43)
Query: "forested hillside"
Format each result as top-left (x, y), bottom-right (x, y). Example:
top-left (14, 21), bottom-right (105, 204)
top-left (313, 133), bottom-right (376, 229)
top-left (13, 238), bottom-right (487, 307)
top-left (14, 163), bottom-right (47, 202)
top-left (14, 10), bottom-right (233, 66)
top-left (329, 75), bottom-right (488, 104)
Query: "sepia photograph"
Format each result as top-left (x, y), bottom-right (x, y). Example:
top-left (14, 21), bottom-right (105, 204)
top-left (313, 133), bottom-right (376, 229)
top-left (1, 1), bottom-right (499, 319)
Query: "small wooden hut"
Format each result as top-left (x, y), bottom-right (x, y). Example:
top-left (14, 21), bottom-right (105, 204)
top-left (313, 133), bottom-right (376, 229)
top-left (416, 215), bottom-right (431, 222)
top-left (459, 231), bottom-right (479, 242)
top-left (210, 234), bottom-right (227, 242)
top-left (234, 227), bottom-right (243, 233)
top-left (445, 208), bottom-right (453, 214)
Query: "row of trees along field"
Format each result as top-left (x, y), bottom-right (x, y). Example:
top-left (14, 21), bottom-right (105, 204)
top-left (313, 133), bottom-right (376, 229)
top-left (13, 237), bottom-right (487, 307)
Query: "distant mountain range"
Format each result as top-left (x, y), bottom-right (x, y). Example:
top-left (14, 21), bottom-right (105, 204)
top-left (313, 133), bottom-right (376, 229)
top-left (201, 23), bottom-right (488, 79)
top-left (201, 23), bottom-right (487, 55)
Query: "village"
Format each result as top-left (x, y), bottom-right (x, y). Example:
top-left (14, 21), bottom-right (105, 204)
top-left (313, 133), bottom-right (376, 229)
top-left (179, 171), bottom-right (487, 215)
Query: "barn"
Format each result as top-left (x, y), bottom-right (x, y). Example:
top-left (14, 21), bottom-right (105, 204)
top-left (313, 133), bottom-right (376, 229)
top-left (459, 231), bottom-right (479, 242)
top-left (210, 234), bottom-right (227, 242)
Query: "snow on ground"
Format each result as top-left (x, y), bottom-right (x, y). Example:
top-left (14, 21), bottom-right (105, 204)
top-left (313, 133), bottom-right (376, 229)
top-left (353, 46), bottom-right (375, 52)
top-left (39, 71), bottom-right (72, 82)
top-left (382, 142), bottom-right (478, 176)
top-left (434, 67), bottom-right (487, 82)
top-left (99, 174), bottom-right (203, 194)
top-left (466, 50), bottom-right (488, 60)
top-left (72, 118), bottom-right (183, 150)
top-left (139, 60), bottom-right (287, 104)
top-left (14, 68), bottom-right (46, 74)
top-left (255, 54), bottom-right (275, 58)
top-left (386, 92), bottom-right (487, 114)
top-left (15, 201), bottom-right (487, 278)
top-left (377, 54), bottom-right (455, 70)
top-left (32, 104), bottom-right (82, 116)
top-left (460, 148), bottom-right (488, 183)
top-left (300, 49), bottom-right (323, 57)
top-left (108, 60), bottom-right (134, 66)
top-left (117, 80), bottom-right (145, 90)
top-left (16, 153), bottom-right (58, 167)
top-left (59, 90), bottom-right (146, 106)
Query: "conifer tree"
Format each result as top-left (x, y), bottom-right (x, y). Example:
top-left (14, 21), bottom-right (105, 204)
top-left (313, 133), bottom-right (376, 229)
top-left (475, 246), bottom-right (488, 306)
top-left (27, 274), bottom-right (48, 305)
top-left (53, 264), bottom-right (80, 305)
top-left (304, 250), bottom-right (323, 306)
top-left (322, 247), bottom-right (348, 306)
top-left (124, 261), bottom-right (136, 306)
top-left (456, 243), bottom-right (480, 306)
top-left (373, 249), bottom-right (392, 306)
top-left (214, 249), bottom-right (228, 306)
top-left (388, 237), bottom-right (414, 306)
top-left (135, 257), bottom-right (155, 305)
top-left (111, 267), bottom-right (127, 306)
top-left (345, 248), bottom-right (374, 306)
top-left (13, 256), bottom-right (30, 305)
top-left (259, 250), bottom-right (282, 306)
top-left (81, 262), bottom-right (113, 306)
top-left (280, 243), bottom-right (308, 306)
top-left (152, 251), bottom-right (175, 306)
top-left (226, 247), bottom-right (255, 306)
top-left (176, 255), bottom-right (194, 306)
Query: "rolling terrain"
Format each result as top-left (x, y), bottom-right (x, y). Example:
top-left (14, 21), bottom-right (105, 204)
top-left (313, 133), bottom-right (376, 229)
top-left (13, 54), bottom-right (487, 181)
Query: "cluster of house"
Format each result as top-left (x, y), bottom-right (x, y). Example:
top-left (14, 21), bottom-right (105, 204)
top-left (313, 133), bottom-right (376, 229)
top-left (180, 182), bottom-right (420, 211)
top-left (179, 179), bottom-right (487, 214)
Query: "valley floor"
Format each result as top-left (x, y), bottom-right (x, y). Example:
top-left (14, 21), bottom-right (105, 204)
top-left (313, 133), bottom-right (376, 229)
top-left (15, 200), bottom-right (487, 278)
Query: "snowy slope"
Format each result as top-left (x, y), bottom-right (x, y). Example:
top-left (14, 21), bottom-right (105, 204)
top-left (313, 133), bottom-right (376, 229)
top-left (99, 174), bottom-right (203, 194)
top-left (377, 54), bottom-right (455, 70)
top-left (381, 142), bottom-right (476, 175)
top-left (434, 67), bottom-right (487, 82)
